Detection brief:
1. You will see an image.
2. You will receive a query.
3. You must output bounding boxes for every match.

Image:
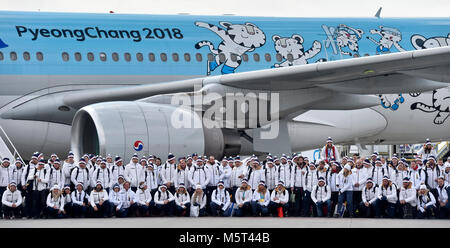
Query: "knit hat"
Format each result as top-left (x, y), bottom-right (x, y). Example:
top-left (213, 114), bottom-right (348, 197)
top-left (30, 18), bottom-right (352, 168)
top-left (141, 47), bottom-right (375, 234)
top-left (344, 164), bottom-right (352, 171)
top-left (9, 181), bottom-right (17, 187)
top-left (402, 177), bottom-right (410, 183)
top-left (382, 176), bottom-right (389, 181)
top-left (366, 178), bottom-right (373, 184)
top-left (132, 153), bottom-right (139, 159)
top-left (217, 180), bottom-right (224, 187)
top-left (2, 157), bottom-right (10, 162)
top-left (277, 181), bottom-right (285, 187)
top-left (68, 151), bottom-right (74, 158)
top-left (168, 153), bottom-right (175, 160)
top-left (195, 184), bottom-right (202, 190)
top-left (425, 138), bottom-right (432, 145)
top-left (318, 177), bottom-right (325, 183)
top-left (95, 181), bottom-right (102, 187)
top-left (76, 182), bottom-right (84, 187)
top-left (38, 159), bottom-right (46, 165)
top-left (64, 184), bottom-right (71, 190)
top-left (177, 183), bottom-right (186, 189)
top-left (363, 159), bottom-right (371, 166)
top-left (115, 156), bottom-right (122, 162)
top-left (241, 179), bottom-right (248, 184)
top-left (326, 137), bottom-right (333, 143)
top-left (51, 184), bottom-right (60, 191)
top-left (419, 185), bottom-right (427, 190)
top-left (113, 183), bottom-right (120, 189)
top-left (259, 180), bottom-right (266, 186)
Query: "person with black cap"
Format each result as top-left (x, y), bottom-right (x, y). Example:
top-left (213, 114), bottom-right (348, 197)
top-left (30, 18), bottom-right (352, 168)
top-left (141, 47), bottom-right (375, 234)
top-left (71, 182), bottom-right (88, 218)
top-left (174, 183), bottom-right (190, 217)
top-left (335, 164), bottom-right (354, 218)
top-left (360, 178), bottom-right (378, 218)
top-left (423, 156), bottom-right (440, 199)
top-left (154, 184), bottom-right (175, 216)
top-left (21, 152), bottom-right (40, 218)
top-left (111, 156), bottom-right (125, 187)
top-left (71, 158), bottom-right (91, 194)
top-left (28, 159), bottom-right (50, 219)
top-left (45, 184), bottom-right (65, 218)
top-left (191, 184), bottom-right (207, 217)
top-left (125, 153), bottom-right (140, 192)
top-left (48, 159), bottom-right (64, 190)
top-left (61, 184), bottom-right (72, 217)
top-left (399, 177), bottom-right (417, 218)
top-left (417, 184), bottom-right (437, 219)
top-left (375, 176), bottom-right (398, 218)
top-left (160, 153), bottom-right (177, 194)
top-left (270, 181), bottom-right (289, 217)
top-left (88, 181), bottom-right (111, 218)
top-left (311, 177), bottom-right (331, 217)
top-left (211, 180), bottom-right (231, 216)
top-left (320, 137), bottom-right (340, 163)
top-left (92, 159), bottom-right (112, 193)
top-left (417, 138), bottom-right (437, 161)
top-left (108, 183), bottom-right (123, 217)
top-left (302, 163), bottom-right (318, 217)
top-left (1, 182), bottom-right (22, 219)
top-left (235, 179), bottom-right (253, 217)
top-left (251, 181), bottom-right (270, 216)
top-left (135, 181), bottom-right (152, 217)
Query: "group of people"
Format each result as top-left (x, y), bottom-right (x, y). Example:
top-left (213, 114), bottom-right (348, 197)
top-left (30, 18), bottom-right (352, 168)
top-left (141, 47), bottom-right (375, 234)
top-left (0, 137), bottom-right (449, 219)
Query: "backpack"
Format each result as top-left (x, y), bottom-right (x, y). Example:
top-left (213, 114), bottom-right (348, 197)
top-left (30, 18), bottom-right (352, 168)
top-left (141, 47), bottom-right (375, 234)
top-left (96, 168), bottom-right (111, 181)
top-left (423, 168), bottom-right (440, 187)
top-left (315, 185), bottom-right (328, 199)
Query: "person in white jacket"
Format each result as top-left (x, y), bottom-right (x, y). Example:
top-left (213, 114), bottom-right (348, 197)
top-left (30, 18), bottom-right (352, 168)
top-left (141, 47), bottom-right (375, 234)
top-left (144, 164), bottom-right (159, 195)
top-left (0, 157), bottom-right (14, 217)
top-left (375, 176), bottom-right (398, 218)
top-left (417, 139), bottom-right (437, 161)
top-left (110, 156), bottom-right (126, 188)
top-left (154, 185), bottom-right (175, 216)
top-left (235, 179), bottom-right (253, 217)
top-left (160, 153), bottom-right (177, 193)
top-left (189, 159), bottom-right (210, 190)
top-left (247, 159), bottom-right (265, 191)
top-left (48, 159), bottom-right (64, 190)
top-left (174, 183), bottom-right (190, 216)
top-left (399, 177), bottom-right (417, 219)
top-left (205, 156), bottom-right (222, 196)
top-left (71, 159), bottom-right (91, 192)
top-left (335, 164), bottom-right (354, 218)
top-left (108, 183), bottom-right (123, 217)
top-left (135, 182), bottom-right (152, 217)
top-left (210, 180), bottom-right (231, 216)
top-left (124, 154), bottom-right (140, 192)
top-left (417, 184), bottom-right (437, 219)
top-left (1, 182), bottom-right (22, 219)
top-left (251, 181), bottom-right (270, 216)
top-left (230, 157), bottom-right (247, 201)
top-left (265, 159), bottom-right (278, 192)
top-left (117, 181), bottom-right (137, 217)
top-left (270, 181), bottom-right (290, 217)
top-left (62, 152), bottom-right (75, 187)
top-left (360, 178), bottom-right (379, 218)
top-left (352, 160), bottom-right (367, 217)
top-left (71, 182), bottom-right (88, 218)
top-left (89, 181), bottom-right (111, 218)
top-left (28, 159), bottom-right (50, 219)
top-left (45, 184), bottom-right (65, 218)
top-left (191, 184), bottom-right (207, 217)
top-left (92, 160), bottom-right (112, 193)
top-left (302, 163), bottom-right (318, 217)
top-left (219, 158), bottom-right (232, 192)
top-left (436, 176), bottom-right (450, 218)
top-left (311, 177), bottom-right (331, 217)
top-left (11, 159), bottom-right (24, 191)
top-left (320, 137), bottom-right (341, 163)
top-left (175, 158), bottom-right (191, 192)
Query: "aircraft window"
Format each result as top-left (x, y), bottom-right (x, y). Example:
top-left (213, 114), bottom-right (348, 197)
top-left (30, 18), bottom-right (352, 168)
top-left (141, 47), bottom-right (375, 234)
top-left (276, 53), bottom-right (283, 62)
top-left (148, 53), bottom-right (155, 62)
top-left (62, 52), bottom-right (69, 62)
top-left (36, 52), bottom-right (44, 61)
top-left (10, 52), bottom-right (17, 61)
top-left (23, 52), bottom-right (31, 61)
top-left (242, 54), bottom-right (248, 62)
top-left (195, 53), bottom-right (202, 62)
top-left (230, 54), bottom-right (237, 62)
top-left (0, 52), bottom-right (3, 61)
top-left (253, 53), bottom-right (260, 62)
top-left (99, 52), bottom-right (107, 62)
top-left (160, 53), bottom-right (167, 62)
top-left (136, 53), bottom-right (143, 62)
top-left (219, 53), bottom-right (226, 63)
top-left (124, 53), bottom-right (131, 62)
top-left (265, 53), bottom-right (271, 62)
top-left (112, 52), bottom-right (119, 62)
top-left (87, 52), bottom-right (94, 61)
top-left (172, 53), bottom-right (179, 62)
top-left (287, 53), bottom-right (294, 62)
top-left (184, 53), bottom-right (191, 62)
top-left (75, 52), bottom-right (82, 61)
top-left (207, 53), bottom-right (214, 62)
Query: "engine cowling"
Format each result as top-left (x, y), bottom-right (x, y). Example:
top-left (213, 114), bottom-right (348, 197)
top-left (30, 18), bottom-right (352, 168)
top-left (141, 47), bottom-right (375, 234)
top-left (71, 101), bottom-right (242, 161)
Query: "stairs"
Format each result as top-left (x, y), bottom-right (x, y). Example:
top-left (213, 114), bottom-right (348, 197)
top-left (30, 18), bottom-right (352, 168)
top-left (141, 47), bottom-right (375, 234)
top-left (0, 125), bottom-right (23, 162)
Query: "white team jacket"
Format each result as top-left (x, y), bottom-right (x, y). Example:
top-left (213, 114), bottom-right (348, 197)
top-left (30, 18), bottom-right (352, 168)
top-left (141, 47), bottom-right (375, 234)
top-left (1, 188), bottom-right (22, 207)
top-left (311, 185), bottom-right (331, 203)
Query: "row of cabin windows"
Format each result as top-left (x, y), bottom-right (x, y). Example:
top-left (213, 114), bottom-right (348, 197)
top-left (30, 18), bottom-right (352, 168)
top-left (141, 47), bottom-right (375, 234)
top-left (0, 51), bottom-right (289, 63)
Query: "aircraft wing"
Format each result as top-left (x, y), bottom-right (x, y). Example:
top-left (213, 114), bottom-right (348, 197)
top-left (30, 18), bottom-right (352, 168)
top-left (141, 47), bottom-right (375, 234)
top-left (2, 46), bottom-right (450, 125)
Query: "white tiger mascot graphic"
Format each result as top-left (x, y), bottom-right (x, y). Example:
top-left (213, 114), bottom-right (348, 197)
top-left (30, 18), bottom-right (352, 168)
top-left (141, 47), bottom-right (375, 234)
top-left (409, 33), bottom-right (450, 124)
top-left (194, 21), bottom-right (266, 75)
top-left (367, 26), bottom-right (406, 54)
top-left (321, 24), bottom-right (363, 57)
top-left (272, 34), bottom-right (322, 68)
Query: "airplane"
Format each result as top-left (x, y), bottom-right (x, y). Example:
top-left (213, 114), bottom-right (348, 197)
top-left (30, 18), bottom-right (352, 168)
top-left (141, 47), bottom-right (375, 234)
top-left (0, 10), bottom-right (449, 161)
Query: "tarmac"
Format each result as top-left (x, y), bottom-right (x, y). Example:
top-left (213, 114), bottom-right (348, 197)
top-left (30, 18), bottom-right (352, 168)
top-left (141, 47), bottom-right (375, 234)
top-left (0, 217), bottom-right (449, 228)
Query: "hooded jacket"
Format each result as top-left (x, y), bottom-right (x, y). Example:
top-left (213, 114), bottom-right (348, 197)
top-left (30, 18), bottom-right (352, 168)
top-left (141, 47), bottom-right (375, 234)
top-left (144, 168), bottom-right (159, 191)
top-left (417, 190), bottom-right (436, 212)
top-left (154, 186), bottom-right (175, 205)
top-left (174, 191), bottom-right (190, 207)
top-left (160, 161), bottom-right (177, 185)
top-left (108, 190), bottom-right (123, 209)
top-left (0, 164), bottom-right (13, 187)
top-left (252, 189), bottom-right (270, 206)
top-left (270, 188), bottom-right (289, 204)
top-left (219, 164), bottom-right (232, 188)
top-left (211, 187), bottom-right (231, 210)
top-left (71, 189), bottom-right (88, 206)
top-left (124, 160), bottom-right (140, 187)
top-left (89, 188), bottom-right (109, 206)
top-left (189, 165), bottom-right (210, 189)
top-left (362, 185), bottom-right (378, 204)
top-left (436, 182), bottom-right (449, 203)
top-left (311, 184), bottom-right (331, 203)
top-left (70, 164), bottom-right (91, 190)
top-left (191, 191), bottom-right (207, 209)
top-left (46, 192), bottom-right (65, 211)
top-left (28, 166), bottom-right (50, 191)
top-left (135, 188), bottom-right (152, 205)
top-left (235, 185), bottom-right (253, 205)
top-left (399, 183), bottom-right (417, 207)
top-left (377, 182), bottom-right (398, 204)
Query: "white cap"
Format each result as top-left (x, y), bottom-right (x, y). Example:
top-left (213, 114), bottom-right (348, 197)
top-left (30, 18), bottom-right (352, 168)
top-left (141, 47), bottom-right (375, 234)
top-left (419, 185), bottom-right (427, 190)
top-left (344, 164), bottom-right (352, 171)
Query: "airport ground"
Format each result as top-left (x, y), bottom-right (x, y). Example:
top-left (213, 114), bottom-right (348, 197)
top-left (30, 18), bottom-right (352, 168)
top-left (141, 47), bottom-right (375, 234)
top-left (1, 217), bottom-right (449, 228)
